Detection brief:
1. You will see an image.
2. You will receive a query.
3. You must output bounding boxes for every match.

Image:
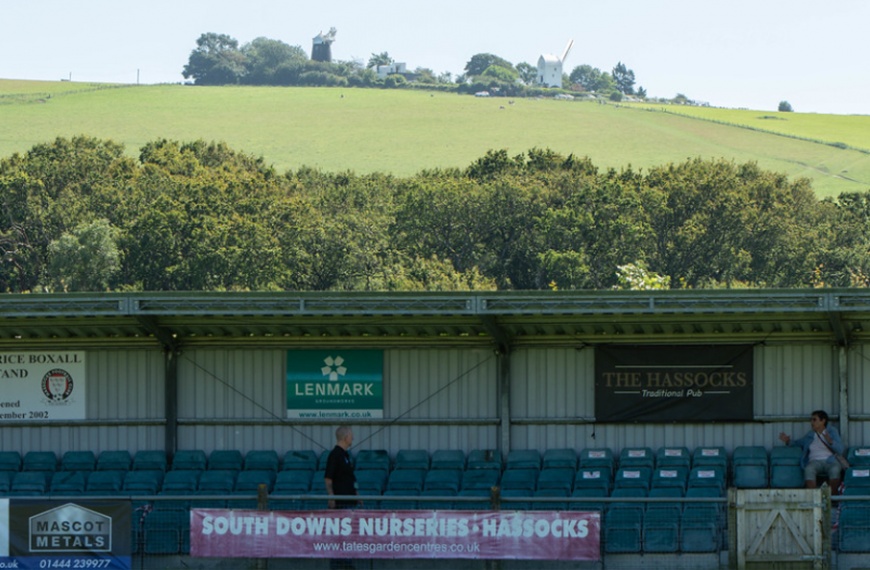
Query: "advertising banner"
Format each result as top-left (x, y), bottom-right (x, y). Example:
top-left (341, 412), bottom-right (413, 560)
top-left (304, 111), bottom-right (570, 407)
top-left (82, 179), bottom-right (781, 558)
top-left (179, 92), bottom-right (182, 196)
top-left (1, 500), bottom-right (131, 570)
top-left (595, 344), bottom-right (754, 422)
top-left (0, 351), bottom-right (86, 422)
top-left (287, 350), bottom-right (384, 419)
top-left (190, 508), bottom-right (600, 561)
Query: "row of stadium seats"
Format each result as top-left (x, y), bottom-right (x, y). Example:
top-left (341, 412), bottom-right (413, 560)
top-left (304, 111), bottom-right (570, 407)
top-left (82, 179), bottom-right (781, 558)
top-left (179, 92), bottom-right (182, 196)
top-left (4, 446), bottom-right (870, 489)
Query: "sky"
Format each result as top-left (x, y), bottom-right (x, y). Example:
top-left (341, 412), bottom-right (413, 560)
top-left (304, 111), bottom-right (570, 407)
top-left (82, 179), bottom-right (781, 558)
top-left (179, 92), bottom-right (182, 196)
top-left (1, 0), bottom-right (868, 115)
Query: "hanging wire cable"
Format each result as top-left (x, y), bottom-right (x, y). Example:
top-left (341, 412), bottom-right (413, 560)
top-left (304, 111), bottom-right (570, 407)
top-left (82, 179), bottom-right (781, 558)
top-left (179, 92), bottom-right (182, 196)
top-left (354, 353), bottom-right (496, 449)
top-left (182, 350), bottom-right (496, 452)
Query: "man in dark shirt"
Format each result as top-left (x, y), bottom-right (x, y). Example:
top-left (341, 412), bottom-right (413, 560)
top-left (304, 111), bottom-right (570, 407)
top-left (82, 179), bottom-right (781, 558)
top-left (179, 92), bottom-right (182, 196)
top-left (325, 425), bottom-right (359, 508)
top-left (324, 425), bottom-right (359, 570)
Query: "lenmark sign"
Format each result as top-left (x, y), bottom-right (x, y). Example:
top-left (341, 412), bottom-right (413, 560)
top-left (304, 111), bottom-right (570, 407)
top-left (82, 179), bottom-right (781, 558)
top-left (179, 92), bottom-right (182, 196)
top-left (287, 350), bottom-right (384, 419)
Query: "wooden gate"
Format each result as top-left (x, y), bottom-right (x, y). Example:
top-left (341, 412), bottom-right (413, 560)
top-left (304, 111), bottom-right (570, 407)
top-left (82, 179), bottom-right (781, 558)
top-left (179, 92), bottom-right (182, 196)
top-left (729, 487), bottom-right (831, 570)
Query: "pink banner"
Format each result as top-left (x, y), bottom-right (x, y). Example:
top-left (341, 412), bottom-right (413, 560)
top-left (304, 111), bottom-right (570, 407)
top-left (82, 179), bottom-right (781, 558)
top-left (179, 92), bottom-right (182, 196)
top-left (190, 509), bottom-right (600, 561)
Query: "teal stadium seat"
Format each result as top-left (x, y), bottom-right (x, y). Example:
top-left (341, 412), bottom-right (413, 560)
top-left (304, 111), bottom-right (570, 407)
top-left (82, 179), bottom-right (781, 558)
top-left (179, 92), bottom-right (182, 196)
top-left (500, 469), bottom-right (538, 494)
top-left (844, 467), bottom-right (870, 490)
top-left (355, 469), bottom-right (388, 494)
top-left (506, 449), bottom-right (541, 471)
top-left (282, 450), bottom-right (318, 471)
top-left (424, 469), bottom-right (462, 494)
top-left (171, 450), bottom-right (207, 471)
top-left (618, 447), bottom-right (654, 470)
top-left (643, 505), bottom-right (680, 553)
top-left (355, 449), bottom-right (391, 472)
top-left (536, 468), bottom-right (575, 494)
top-left (0, 471), bottom-right (14, 494)
top-left (23, 451), bottom-right (57, 472)
top-left (50, 471), bottom-right (87, 495)
top-left (604, 492), bottom-right (644, 553)
top-left (431, 450), bottom-right (466, 471)
top-left (395, 449), bottom-right (430, 470)
top-left (244, 450), bottom-right (280, 472)
top-left (0, 451), bottom-right (22, 472)
top-left (461, 469), bottom-right (499, 490)
top-left (96, 450), bottom-right (132, 471)
top-left (132, 450), bottom-right (168, 472)
top-left (86, 470), bottom-right (126, 495)
top-left (847, 447), bottom-right (870, 468)
top-left (230, 470), bottom-right (276, 508)
top-left (274, 469), bottom-right (313, 493)
top-left (143, 504), bottom-right (188, 555)
top-left (123, 470), bottom-right (164, 495)
top-left (303, 470), bottom-right (328, 509)
top-left (208, 450), bottom-right (244, 472)
top-left (579, 448), bottom-right (615, 470)
top-left (542, 448), bottom-right (578, 470)
top-left (574, 467), bottom-right (612, 493)
top-left (196, 469), bottom-right (236, 494)
top-left (614, 467), bottom-right (652, 491)
top-left (569, 487), bottom-right (608, 513)
top-left (61, 451), bottom-right (96, 472)
top-left (161, 469), bottom-right (200, 494)
top-left (733, 446), bottom-right (769, 489)
top-left (656, 447), bottom-right (691, 470)
top-left (688, 466), bottom-right (726, 492)
top-left (651, 467), bottom-right (688, 491)
top-left (387, 469), bottom-right (426, 493)
top-left (467, 449), bottom-right (503, 471)
top-left (692, 447), bottom-right (728, 470)
top-left (838, 505), bottom-right (870, 552)
top-left (10, 471), bottom-right (50, 495)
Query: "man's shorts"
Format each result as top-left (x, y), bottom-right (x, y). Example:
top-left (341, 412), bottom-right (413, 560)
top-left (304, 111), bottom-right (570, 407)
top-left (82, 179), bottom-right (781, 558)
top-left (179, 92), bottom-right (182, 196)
top-left (804, 459), bottom-right (842, 481)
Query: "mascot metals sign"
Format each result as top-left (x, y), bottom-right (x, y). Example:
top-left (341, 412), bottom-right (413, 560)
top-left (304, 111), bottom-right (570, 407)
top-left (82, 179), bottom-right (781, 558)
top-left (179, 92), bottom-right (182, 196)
top-left (286, 350), bottom-right (384, 419)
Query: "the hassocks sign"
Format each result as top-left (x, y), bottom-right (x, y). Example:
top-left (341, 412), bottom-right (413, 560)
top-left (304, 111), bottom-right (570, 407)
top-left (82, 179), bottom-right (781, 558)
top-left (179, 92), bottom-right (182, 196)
top-left (286, 350), bottom-right (384, 419)
top-left (595, 344), bottom-right (754, 422)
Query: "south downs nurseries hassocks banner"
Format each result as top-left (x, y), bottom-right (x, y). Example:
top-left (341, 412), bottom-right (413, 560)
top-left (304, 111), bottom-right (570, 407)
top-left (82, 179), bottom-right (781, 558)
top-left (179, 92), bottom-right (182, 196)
top-left (287, 350), bottom-right (384, 419)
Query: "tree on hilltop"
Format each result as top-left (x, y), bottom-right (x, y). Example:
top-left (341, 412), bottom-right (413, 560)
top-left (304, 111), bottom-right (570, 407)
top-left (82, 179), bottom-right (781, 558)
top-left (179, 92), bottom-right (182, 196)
top-left (183, 33), bottom-right (247, 85)
top-left (465, 53), bottom-right (514, 77)
top-left (241, 37), bottom-right (307, 84)
top-left (367, 52), bottom-right (394, 69)
top-left (612, 61), bottom-right (636, 95)
top-left (569, 65), bottom-right (615, 92)
top-left (515, 62), bottom-right (537, 85)
top-left (778, 100), bottom-right (794, 112)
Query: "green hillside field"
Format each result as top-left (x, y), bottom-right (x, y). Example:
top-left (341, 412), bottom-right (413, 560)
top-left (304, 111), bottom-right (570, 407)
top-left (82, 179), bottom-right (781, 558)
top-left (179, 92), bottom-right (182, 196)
top-left (1, 79), bottom-right (869, 198)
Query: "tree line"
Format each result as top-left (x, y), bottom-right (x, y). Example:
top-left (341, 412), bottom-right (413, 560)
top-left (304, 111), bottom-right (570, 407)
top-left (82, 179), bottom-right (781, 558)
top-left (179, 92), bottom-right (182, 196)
top-left (2, 136), bottom-right (869, 293)
top-left (182, 33), bottom-right (643, 100)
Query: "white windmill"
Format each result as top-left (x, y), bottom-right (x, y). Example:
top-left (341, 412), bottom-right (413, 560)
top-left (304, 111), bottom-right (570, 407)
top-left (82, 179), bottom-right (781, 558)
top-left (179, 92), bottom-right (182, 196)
top-left (537, 39), bottom-right (574, 88)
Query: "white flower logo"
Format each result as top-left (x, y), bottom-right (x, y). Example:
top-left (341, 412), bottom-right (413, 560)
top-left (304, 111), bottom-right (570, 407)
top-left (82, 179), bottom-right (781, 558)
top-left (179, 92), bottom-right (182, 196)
top-left (321, 356), bottom-right (347, 381)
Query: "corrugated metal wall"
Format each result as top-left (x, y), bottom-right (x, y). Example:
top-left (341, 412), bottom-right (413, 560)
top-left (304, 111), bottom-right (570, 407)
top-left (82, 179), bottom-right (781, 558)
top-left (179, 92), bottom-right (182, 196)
top-left (0, 349), bottom-right (164, 456)
top-left (511, 344), bottom-right (842, 456)
top-left (847, 344), bottom-right (870, 446)
top-left (176, 348), bottom-right (498, 457)
top-left (3, 342), bottom-right (863, 459)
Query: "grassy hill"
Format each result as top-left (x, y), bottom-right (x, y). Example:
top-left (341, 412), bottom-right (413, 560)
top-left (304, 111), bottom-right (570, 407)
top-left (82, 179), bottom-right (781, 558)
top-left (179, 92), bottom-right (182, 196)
top-left (1, 79), bottom-right (869, 198)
